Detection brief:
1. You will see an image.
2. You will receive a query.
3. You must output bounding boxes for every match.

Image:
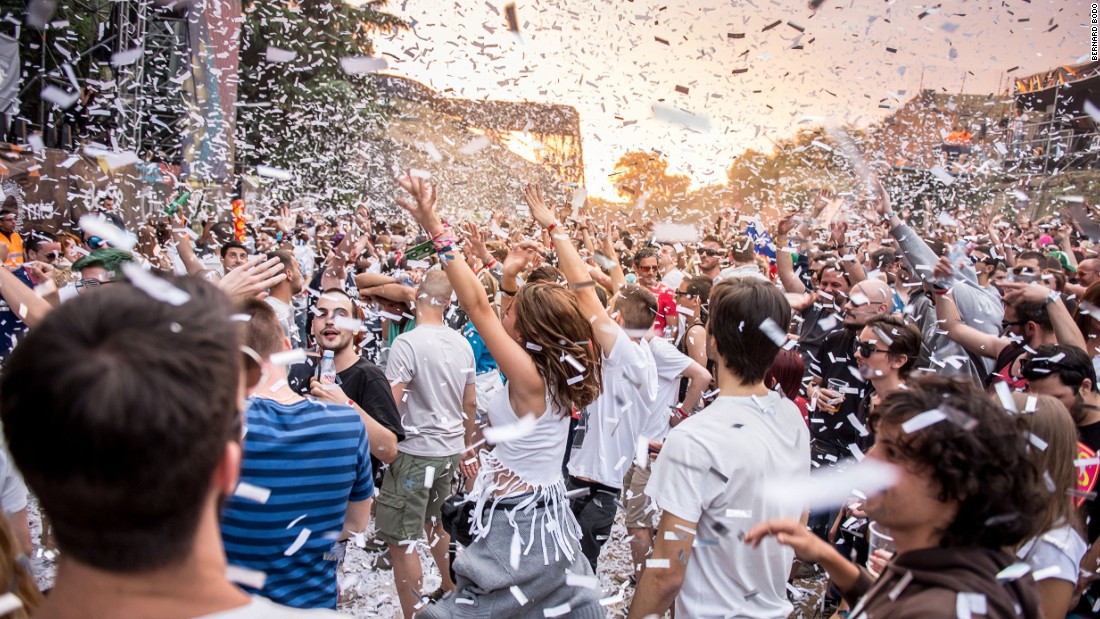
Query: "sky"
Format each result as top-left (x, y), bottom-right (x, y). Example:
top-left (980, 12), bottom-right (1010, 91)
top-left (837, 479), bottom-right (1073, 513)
top-left (372, 0), bottom-right (1084, 199)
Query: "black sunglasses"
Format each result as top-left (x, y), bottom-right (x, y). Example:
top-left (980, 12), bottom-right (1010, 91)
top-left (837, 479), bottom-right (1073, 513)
top-left (855, 341), bottom-right (890, 358)
top-left (999, 320), bottom-right (1026, 334)
top-left (697, 248), bottom-right (722, 257)
top-left (1020, 357), bottom-right (1087, 387)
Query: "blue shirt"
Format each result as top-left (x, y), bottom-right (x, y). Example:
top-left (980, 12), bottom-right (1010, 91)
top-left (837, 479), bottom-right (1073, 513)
top-left (221, 397), bottom-right (373, 609)
top-left (462, 322), bottom-right (498, 375)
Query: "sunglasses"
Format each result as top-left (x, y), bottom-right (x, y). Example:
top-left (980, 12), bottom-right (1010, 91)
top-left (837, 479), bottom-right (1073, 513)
top-left (855, 341), bottom-right (890, 358)
top-left (1020, 357), bottom-right (1086, 387)
top-left (87, 236), bottom-right (105, 249)
top-left (674, 290), bottom-right (697, 299)
top-left (637, 265), bottom-right (659, 273)
top-left (697, 248), bottom-right (722, 257)
top-left (999, 320), bottom-right (1026, 335)
top-left (74, 278), bottom-right (104, 293)
top-left (42, 251), bottom-right (60, 262)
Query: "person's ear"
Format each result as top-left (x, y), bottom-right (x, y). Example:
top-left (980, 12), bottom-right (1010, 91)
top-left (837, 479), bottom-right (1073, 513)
top-left (1082, 378), bottom-right (1094, 395)
top-left (889, 354), bottom-right (907, 372)
top-left (214, 440), bottom-right (241, 497)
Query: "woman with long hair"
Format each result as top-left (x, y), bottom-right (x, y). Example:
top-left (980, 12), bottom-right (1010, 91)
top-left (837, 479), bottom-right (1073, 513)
top-left (396, 174), bottom-right (607, 617)
top-left (1013, 392), bottom-right (1087, 619)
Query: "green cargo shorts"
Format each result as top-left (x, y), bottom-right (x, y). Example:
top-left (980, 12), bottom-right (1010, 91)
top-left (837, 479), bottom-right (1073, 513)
top-left (375, 451), bottom-right (460, 543)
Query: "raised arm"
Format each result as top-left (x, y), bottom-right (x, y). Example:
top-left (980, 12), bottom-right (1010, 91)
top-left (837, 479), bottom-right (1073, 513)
top-left (934, 291), bottom-right (1008, 360)
top-left (524, 184), bottom-right (619, 353)
top-left (774, 214), bottom-right (807, 294)
top-left (395, 173), bottom-right (546, 412)
top-left (0, 268), bottom-right (52, 328)
top-left (1001, 281), bottom-right (1087, 351)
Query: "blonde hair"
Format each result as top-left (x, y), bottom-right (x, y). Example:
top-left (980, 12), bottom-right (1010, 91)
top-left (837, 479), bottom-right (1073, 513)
top-left (1012, 392), bottom-right (1083, 544)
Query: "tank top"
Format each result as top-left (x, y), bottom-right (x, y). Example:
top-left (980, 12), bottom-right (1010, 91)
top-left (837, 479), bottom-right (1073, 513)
top-left (468, 383), bottom-right (581, 560)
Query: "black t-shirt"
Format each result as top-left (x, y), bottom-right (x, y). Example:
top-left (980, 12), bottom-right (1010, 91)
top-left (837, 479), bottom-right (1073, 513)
top-left (809, 328), bottom-right (870, 464)
top-left (797, 304), bottom-right (839, 372)
top-left (288, 355), bottom-right (405, 482)
top-left (1079, 420), bottom-right (1100, 543)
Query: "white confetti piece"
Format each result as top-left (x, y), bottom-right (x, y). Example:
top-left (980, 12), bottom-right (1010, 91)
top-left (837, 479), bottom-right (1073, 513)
top-left (758, 318), bottom-right (788, 348)
top-left (459, 136), bottom-right (491, 155)
top-left (1030, 565), bottom-right (1062, 581)
top-left (0, 593), bottom-right (21, 615)
top-left (424, 465), bottom-right (436, 488)
top-left (645, 558), bottom-right (670, 568)
top-left (509, 585), bottom-right (529, 606)
top-left (483, 415), bottom-right (537, 444)
top-left (652, 103), bottom-right (712, 132)
top-left (725, 509), bottom-right (752, 518)
top-left (652, 222), bottom-right (700, 243)
top-left (269, 349), bottom-right (308, 366)
top-left (955, 591), bottom-right (986, 618)
top-left (233, 482), bottom-right (271, 504)
top-left (332, 315), bottom-right (367, 332)
top-left (284, 527), bottom-right (312, 556)
top-left (901, 409), bottom-right (946, 433)
top-left (565, 572), bottom-right (600, 589)
top-left (266, 47), bottom-right (298, 63)
top-left (226, 565), bottom-right (267, 589)
top-left (110, 47), bottom-right (143, 66)
top-left (767, 459), bottom-right (898, 511)
top-left (122, 264), bottom-right (191, 306)
top-left (543, 604), bottom-right (572, 617)
top-left (510, 527), bottom-right (521, 569)
top-left (79, 214), bottom-right (136, 250)
top-left (340, 55), bottom-right (388, 75)
top-left (41, 85), bottom-right (78, 108)
top-left (256, 165), bottom-right (293, 181)
top-left (995, 562), bottom-right (1031, 583)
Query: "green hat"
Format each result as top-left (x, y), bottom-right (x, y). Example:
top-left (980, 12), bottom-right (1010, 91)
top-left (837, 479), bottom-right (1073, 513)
top-left (72, 248), bottom-right (135, 278)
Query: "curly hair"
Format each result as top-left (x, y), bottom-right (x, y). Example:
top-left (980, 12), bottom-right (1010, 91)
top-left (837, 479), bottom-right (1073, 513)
top-left (871, 375), bottom-right (1042, 549)
top-left (512, 282), bottom-right (604, 412)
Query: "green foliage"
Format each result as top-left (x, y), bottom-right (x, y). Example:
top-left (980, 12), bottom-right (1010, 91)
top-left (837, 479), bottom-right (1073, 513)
top-left (236, 0), bottom-right (406, 206)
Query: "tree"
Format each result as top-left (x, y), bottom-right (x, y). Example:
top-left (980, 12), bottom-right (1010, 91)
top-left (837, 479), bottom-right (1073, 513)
top-left (610, 151), bottom-right (691, 215)
top-left (236, 0), bottom-right (406, 206)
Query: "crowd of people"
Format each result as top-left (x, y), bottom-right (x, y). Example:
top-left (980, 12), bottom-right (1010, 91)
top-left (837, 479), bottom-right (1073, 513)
top-left (0, 169), bottom-right (1095, 619)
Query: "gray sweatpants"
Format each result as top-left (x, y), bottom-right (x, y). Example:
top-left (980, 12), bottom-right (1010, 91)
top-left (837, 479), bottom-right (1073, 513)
top-left (417, 495), bottom-right (605, 618)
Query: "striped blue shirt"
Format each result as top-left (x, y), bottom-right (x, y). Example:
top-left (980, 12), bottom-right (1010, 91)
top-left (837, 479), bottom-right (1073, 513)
top-left (221, 397), bottom-right (373, 609)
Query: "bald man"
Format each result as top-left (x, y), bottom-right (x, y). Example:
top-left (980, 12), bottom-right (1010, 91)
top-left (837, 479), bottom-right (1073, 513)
top-left (1070, 258), bottom-right (1100, 296)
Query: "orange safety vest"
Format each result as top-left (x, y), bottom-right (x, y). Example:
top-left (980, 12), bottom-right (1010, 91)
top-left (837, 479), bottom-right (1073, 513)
top-left (0, 232), bottom-right (24, 269)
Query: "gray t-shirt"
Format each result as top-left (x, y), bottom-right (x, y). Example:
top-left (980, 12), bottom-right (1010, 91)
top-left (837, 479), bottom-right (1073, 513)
top-left (385, 324), bottom-right (475, 457)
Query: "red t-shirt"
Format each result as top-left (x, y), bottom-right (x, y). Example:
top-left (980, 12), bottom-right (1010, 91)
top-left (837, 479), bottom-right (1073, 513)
top-left (648, 282), bottom-right (677, 333)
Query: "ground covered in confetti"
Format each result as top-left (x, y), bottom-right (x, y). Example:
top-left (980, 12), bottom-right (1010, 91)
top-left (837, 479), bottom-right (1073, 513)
top-left (29, 497), bottom-right (638, 618)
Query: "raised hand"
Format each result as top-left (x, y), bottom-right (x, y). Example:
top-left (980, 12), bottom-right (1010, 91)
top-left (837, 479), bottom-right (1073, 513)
top-left (523, 183), bottom-right (558, 229)
top-left (396, 171), bottom-right (438, 226)
top-left (775, 213), bottom-right (797, 238)
top-left (217, 255), bottom-right (286, 302)
top-left (502, 240), bottom-right (542, 276)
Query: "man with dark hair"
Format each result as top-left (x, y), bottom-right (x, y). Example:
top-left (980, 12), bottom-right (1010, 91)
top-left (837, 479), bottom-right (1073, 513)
top-left (629, 278), bottom-right (809, 618)
top-left (288, 288), bottom-right (403, 483)
top-left (634, 247), bottom-right (678, 339)
top-left (222, 298), bottom-right (373, 609)
top-left (220, 241), bottom-right (249, 272)
top-left (745, 375), bottom-right (1041, 618)
top-left (697, 234), bottom-right (725, 281)
top-left (0, 276), bottom-right (342, 617)
top-left (718, 236), bottom-right (767, 281)
top-left (24, 230), bottom-right (60, 265)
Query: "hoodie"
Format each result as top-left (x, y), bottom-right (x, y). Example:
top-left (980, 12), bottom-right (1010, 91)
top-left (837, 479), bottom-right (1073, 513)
top-left (841, 546), bottom-right (1041, 619)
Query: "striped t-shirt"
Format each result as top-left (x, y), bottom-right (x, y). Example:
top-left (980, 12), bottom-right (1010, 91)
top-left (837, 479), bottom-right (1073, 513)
top-left (221, 397), bottom-right (373, 609)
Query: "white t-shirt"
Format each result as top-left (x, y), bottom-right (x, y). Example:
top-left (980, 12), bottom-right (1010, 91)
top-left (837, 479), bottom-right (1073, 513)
top-left (385, 324), bottom-right (475, 457)
top-left (568, 325), bottom-right (657, 489)
top-left (644, 337), bottom-right (693, 443)
top-left (1017, 523), bottom-right (1088, 584)
top-left (646, 393), bottom-right (810, 619)
top-left (196, 597), bottom-right (342, 618)
top-left (264, 297), bottom-right (300, 348)
top-left (0, 445), bottom-right (26, 515)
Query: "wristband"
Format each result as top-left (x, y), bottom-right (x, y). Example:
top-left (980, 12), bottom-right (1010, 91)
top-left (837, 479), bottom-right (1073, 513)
top-left (547, 221), bottom-right (561, 234)
top-left (346, 399), bottom-right (356, 408)
top-left (1044, 290), bottom-right (1059, 305)
top-left (484, 258), bottom-right (498, 270)
top-left (430, 226), bottom-right (451, 241)
top-left (501, 288), bottom-right (518, 297)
